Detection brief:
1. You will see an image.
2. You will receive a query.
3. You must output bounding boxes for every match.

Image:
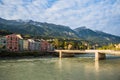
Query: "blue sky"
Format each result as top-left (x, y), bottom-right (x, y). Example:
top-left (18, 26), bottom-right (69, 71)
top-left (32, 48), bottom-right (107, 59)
top-left (0, 0), bottom-right (120, 36)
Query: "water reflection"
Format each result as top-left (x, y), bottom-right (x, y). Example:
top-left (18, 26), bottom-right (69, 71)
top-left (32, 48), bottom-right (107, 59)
top-left (58, 58), bottom-right (62, 70)
top-left (95, 60), bottom-right (99, 72)
top-left (95, 60), bottom-right (100, 80)
top-left (0, 58), bottom-right (120, 80)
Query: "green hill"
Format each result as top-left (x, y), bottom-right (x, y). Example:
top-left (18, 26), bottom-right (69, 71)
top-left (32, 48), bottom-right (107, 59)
top-left (0, 18), bottom-right (78, 38)
top-left (74, 27), bottom-right (120, 45)
top-left (0, 18), bottom-right (120, 45)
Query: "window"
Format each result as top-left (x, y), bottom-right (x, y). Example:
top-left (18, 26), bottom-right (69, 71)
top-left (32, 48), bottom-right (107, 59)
top-left (14, 47), bottom-right (17, 49)
top-left (3, 41), bottom-right (6, 43)
top-left (9, 47), bottom-right (12, 49)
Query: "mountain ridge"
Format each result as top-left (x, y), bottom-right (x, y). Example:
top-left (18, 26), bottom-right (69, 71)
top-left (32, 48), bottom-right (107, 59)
top-left (74, 27), bottom-right (120, 44)
top-left (0, 18), bottom-right (120, 45)
top-left (0, 18), bottom-right (78, 38)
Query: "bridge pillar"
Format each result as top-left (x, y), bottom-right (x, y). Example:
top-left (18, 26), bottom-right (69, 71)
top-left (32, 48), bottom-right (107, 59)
top-left (59, 51), bottom-right (62, 58)
top-left (95, 52), bottom-right (106, 61)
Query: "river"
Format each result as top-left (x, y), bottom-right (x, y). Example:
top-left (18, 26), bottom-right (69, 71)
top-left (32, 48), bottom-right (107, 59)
top-left (0, 55), bottom-right (120, 80)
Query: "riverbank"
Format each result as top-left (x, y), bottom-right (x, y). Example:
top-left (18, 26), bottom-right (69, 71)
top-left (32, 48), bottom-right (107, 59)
top-left (0, 50), bottom-right (57, 59)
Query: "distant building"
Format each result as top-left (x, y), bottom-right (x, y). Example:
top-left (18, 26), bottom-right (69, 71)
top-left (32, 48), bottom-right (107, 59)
top-left (28, 39), bottom-right (41, 51)
top-left (23, 40), bottom-right (29, 51)
top-left (28, 39), bottom-right (35, 51)
top-left (19, 39), bottom-right (23, 51)
top-left (34, 41), bottom-right (40, 51)
top-left (40, 40), bottom-right (49, 51)
top-left (0, 36), bottom-right (6, 49)
top-left (6, 34), bottom-right (23, 52)
top-left (47, 44), bottom-right (54, 51)
top-left (1, 34), bottom-right (54, 52)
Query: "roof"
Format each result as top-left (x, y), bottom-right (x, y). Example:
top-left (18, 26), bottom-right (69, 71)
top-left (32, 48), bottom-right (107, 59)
top-left (28, 39), bottom-right (35, 42)
top-left (6, 34), bottom-right (23, 39)
top-left (16, 34), bottom-right (23, 39)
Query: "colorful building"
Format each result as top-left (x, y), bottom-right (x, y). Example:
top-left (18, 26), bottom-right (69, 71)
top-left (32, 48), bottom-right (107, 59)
top-left (28, 39), bottom-right (35, 51)
top-left (6, 34), bottom-right (23, 52)
top-left (19, 39), bottom-right (23, 51)
top-left (0, 36), bottom-right (6, 49)
top-left (34, 41), bottom-right (40, 51)
top-left (23, 40), bottom-right (29, 51)
top-left (1, 34), bottom-right (53, 52)
top-left (47, 44), bottom-right (54, 51)
top-left (40, 40), bottom-right (49, 51)
top-left (28, 39), bottom-right (41, 51)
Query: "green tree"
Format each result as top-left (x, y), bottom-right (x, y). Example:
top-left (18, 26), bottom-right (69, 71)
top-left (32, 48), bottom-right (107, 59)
top-left (54, 39), bottom-right (59, 49)
top-left (64, 41), bottom-right (68, 49)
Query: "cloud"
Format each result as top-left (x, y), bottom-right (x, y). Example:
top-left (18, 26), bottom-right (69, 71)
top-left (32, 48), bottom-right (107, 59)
top-left (0, 0), bottom-right (120, 36)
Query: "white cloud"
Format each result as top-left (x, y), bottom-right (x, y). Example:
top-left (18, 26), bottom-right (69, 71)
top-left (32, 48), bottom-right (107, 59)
top-left (0, 0), bottom-right (120, 36)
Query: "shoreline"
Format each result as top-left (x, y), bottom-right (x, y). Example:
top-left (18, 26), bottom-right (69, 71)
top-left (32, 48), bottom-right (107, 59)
top-left (0, 55), bottom-right (57, 60)
top-left (0, 50), bottom-right (57, 59)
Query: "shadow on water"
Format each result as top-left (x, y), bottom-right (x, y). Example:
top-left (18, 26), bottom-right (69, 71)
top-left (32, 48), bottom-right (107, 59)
top-left (75, 53), bottom-right (120, 60)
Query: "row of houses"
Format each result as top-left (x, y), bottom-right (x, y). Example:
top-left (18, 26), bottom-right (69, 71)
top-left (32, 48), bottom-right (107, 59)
top-left (0, 34), bottom-right (54, 52)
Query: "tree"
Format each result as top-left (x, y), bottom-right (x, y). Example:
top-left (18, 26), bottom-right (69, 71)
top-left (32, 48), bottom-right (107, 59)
top-left (24, 34), bottom-right (31, 39)
top-left (64, 41), bottom-right (68, 49)
top-left (54, 39), bottom-right (59, 49)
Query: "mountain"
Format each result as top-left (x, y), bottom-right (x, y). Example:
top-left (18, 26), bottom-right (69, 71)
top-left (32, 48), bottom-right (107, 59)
top-left (0, 18), bottom-right (120, 45)
top-left (0, 18), bottom-right (78, 38)
top-left (74, 27), bottom-right (120, 44)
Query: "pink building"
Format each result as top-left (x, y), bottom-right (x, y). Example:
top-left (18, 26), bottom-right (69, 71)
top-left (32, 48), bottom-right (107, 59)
top-left (40, 40), bottom-right (49, 51)
top-left (6, 34), bottom-right (23, 52)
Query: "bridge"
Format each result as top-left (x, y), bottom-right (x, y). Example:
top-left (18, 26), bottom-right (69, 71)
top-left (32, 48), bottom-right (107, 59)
top-left (54, 50), bottom-right (120, 61)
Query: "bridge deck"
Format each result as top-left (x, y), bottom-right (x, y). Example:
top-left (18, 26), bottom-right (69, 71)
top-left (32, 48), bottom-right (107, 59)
top-left (54, 50), bottom-right (120, 60)
top-left (55, 50), bottom-right (120, 55)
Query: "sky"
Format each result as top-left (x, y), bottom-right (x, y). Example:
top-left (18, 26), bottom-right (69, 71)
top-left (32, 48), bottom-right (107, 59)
top-left (0, 0), bottom-right (120, 36)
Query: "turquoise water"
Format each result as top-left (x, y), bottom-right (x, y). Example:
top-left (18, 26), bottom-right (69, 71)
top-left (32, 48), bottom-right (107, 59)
top-left (0, 56), bottom-right (120, 80)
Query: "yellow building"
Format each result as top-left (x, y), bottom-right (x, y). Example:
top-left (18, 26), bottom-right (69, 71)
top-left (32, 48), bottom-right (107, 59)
top-left (23, 40), bottom-right (29, 51)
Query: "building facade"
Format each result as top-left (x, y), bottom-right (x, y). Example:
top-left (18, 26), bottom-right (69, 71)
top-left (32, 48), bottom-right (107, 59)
top-left (19, 39), bottom-right (23, 51)
top-left (0, 36), bottom-right (6, 49)
top-left (23, 40), bottom-right (29, 51)
top-left (28, 39), bottom-right (35, 51)
top-left (47, 44), bottom-right (54, 51)
top-left (6, 34), bottom-right (23, 52)
top-left (34, 41), bottom-right (40, 51)
top-left (28, 39), bottom-right (41, 51)
top-left (40, 40), bottom-right (49, 51)
top-left (1, 34), bottom-right (53, 52)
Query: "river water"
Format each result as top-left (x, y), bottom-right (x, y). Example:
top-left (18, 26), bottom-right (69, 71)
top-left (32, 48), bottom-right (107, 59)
top-left (0, 55), bottom-right (120, 80)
